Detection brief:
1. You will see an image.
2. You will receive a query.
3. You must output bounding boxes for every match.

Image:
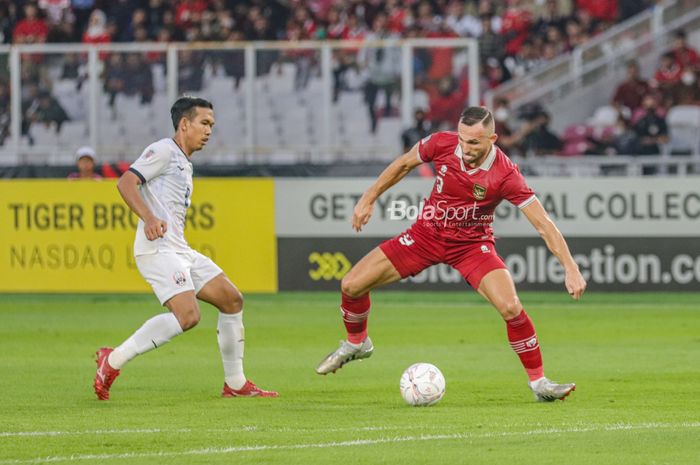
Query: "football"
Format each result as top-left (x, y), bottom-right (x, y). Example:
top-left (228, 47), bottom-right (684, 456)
top-left (399, 363), bottom-right (446, 406)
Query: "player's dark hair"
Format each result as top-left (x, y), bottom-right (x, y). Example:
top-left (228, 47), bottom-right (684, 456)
top-left (460, 106), bottom-right (493, 128)
top-left (170, 96), bottom-right (213, 130)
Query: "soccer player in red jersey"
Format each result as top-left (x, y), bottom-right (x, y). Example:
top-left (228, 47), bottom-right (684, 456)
top-left (316, 106), bottom-right (587, 402)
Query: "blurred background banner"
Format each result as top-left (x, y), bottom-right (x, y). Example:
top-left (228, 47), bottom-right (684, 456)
top-left (275, 178), bottom-right (700, 291)
top-left (0, 179), bottom-right (277, 293)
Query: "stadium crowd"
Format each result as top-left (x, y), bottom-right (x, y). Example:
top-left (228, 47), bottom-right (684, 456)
top-left (1, 0), bottom-right (696, 159)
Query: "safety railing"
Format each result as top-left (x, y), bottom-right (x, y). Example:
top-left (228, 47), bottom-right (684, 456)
top-left (0, 38), bottom-right (478, 166)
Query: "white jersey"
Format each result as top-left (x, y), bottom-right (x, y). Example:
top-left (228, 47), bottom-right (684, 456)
top-left (129, 138), bottom-right (194, 256)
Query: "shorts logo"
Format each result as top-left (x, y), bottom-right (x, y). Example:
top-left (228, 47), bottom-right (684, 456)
top-left (399, 233), bottom-right (415, 247)
top-left (480, 245), bottom-right (489, 253)
top-left (526, 336), bottom-right (538, 348)
top-left (473, 183), bottom-right (487, 200)
top-left (173, 271), bottom-right (187, 286)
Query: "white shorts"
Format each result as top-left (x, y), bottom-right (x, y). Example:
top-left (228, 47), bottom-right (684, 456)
top-left (135, 250), bottom-right (224, 305)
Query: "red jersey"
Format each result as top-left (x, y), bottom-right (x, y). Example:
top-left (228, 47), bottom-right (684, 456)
top-left (576, 0), bottom-right (618, 21)
top-left (416, 131), bottom-right (535, 242)
top-left (501, 8), bottom-right (532, 55)
top-left (654, 63), bottom-right (682, 85)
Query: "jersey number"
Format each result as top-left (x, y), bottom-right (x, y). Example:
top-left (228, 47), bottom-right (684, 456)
top-left (436, 175), bottom-right (444, 193)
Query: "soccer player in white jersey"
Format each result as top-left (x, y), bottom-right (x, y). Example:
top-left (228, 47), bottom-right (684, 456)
top-left (93, 96), bottom-right (278, 400)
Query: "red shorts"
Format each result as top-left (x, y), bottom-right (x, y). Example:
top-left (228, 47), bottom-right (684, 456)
top-left (379, 222), bottom-right (507, 290)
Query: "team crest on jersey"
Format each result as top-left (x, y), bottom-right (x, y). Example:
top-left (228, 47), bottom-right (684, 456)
top-left (173, 271), bottom-right (187, 286)
top-left (398, 233), bottom-right (415, 247)
top-left (144, 149), bottom-right (155, 159)
top-left (473, 183), bottom-right (487, 200)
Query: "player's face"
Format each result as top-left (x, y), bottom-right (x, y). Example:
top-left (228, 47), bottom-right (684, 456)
top-left (457, 121), bottom-right (497, 167)
top-left (185, 107), bottom-right (215, 152)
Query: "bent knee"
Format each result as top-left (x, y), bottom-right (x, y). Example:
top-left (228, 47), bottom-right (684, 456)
top-left (178, 308), bottom-right (201, 330)
top-left (498, 297), bottom-right (523, 320)
top-left (233, 289), bottom-right (243, 309)
top-left (340, 274), bottom-right (365, 298)
top-left (218, 287), bottom-right (243, 314)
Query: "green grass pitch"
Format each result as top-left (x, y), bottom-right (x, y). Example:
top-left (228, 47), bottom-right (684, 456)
top-left (1, 292), bottom-right (698, 464)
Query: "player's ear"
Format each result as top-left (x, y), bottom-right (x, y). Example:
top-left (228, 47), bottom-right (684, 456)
top-left (490, 132), bottom-right (498, 143)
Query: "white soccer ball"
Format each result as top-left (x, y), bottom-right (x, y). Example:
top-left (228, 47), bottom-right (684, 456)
top-left (399, 363), bottom-right (446, 406)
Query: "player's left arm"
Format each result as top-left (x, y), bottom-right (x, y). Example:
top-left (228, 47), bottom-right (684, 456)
top-left (521, 199), bottom-right (587, 300)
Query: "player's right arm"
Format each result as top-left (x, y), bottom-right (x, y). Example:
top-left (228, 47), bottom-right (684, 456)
top-left (116, 170), bottom-right (167, 241)
top-left (352, 143), bottom-right (423, 232)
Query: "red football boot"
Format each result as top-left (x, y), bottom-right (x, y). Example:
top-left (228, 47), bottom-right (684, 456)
top-left (94, 347), bottom-right (120, 400)
top-left (221, 380), bottom-right (279, 398)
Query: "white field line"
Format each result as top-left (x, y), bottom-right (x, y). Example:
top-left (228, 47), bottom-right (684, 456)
top-left (0, 422), bottom-right (697, 465)
top-left (0, 424), bottom-right (434, 438)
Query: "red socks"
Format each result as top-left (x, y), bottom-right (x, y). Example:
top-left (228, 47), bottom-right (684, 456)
top-left (506, 310), bottom-right (544, 381)
top-left (341, 292), bottom-right (370, 344)
top-left (340, 294), bottom-right (542, 381)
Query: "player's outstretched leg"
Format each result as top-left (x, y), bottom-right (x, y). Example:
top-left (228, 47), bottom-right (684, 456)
top-left (197, 273), bottom-right (278, 398)
top-left (93, 293), bottom-right (193, 400)
top-left (477, 269), bottom-right (575, 402)
top-left (316, 247), bottom-right (402, 375)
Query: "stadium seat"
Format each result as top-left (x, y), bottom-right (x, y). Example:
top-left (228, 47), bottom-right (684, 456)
top-left (587, 105), bottom-right (619, 128)
top-left (560, 141), bottom-right (590, 157)
top-left (666, 105), bottom-right (700, 155)
top-left (562, 124), bottom-right (593, 144)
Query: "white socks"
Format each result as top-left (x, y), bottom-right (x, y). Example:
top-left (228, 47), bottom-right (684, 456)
top-left (106, 310), bottom-right (247, 391)
top-left (108, 313), bottom-right (183, 369)
top-left (217, 312), bottom-right (246, 389)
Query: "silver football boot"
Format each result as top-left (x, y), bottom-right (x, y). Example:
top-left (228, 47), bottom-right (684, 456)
top-left (528, 377), bottom-right (576, 402)
top-left (315, 337), bottom-right (374, 375)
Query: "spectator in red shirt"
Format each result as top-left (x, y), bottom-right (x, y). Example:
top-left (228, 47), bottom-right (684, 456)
top-left (13, 3), bottom-right (48, 44)
top-left (576, 0), bottom-right (618, 22)
top-left (425, 75), bottom-right (469, 129)
top-left (671, 30), bottom-right (700, 72)
top-left (325, 7), bottom-right (347, 40)
top-left (652, 52), bottom-right (683, 105)
top-left (612, 60), bottom-right (650, 114)
top-left (426, 25), bottom-right (459, 82)
top-left (672, 70), bottom-right (700, 106)
top-left (82, 9), bottom-right (111, 45)
top-left (293, 6), bottom-right (317, 38)
top-left (175, 0), bottom-right (208, 30)
top-left (501, 0), bottom-right (533, 56)
top-left (82, 9), bottom-right (111, 60)
top-left (386, 0), bottom-right (408, 35)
